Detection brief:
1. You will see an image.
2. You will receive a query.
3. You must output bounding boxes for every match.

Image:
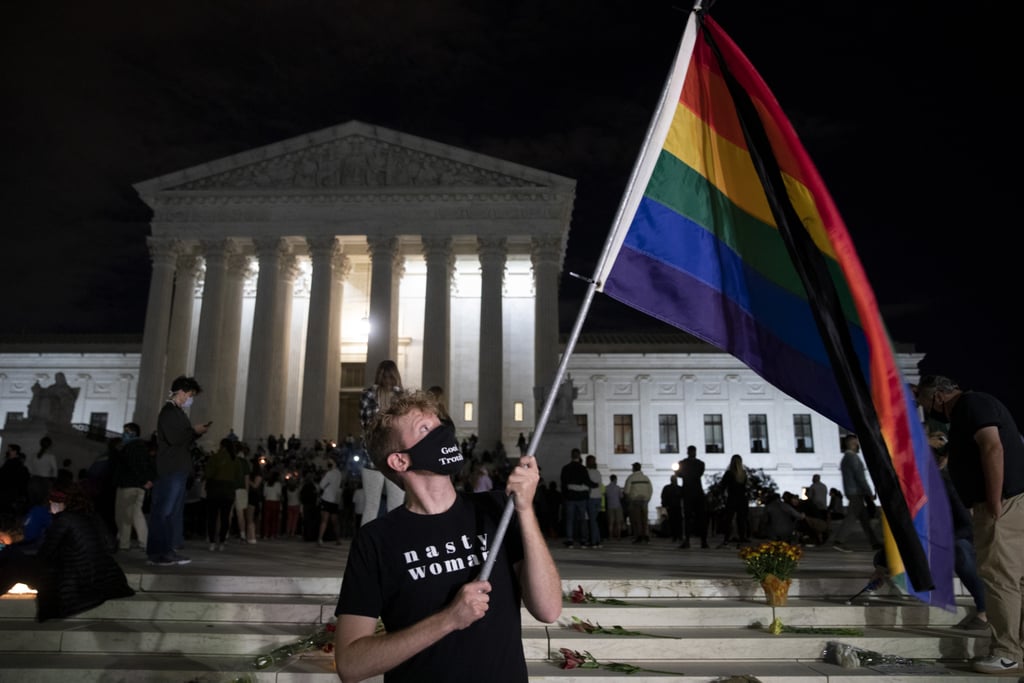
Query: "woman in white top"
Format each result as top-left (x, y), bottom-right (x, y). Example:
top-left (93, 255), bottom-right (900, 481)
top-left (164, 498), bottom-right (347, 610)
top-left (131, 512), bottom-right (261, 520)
top-left (260, 470), bottom-right (283, 540)
top-left (317, 459), bottom-right (344, 545)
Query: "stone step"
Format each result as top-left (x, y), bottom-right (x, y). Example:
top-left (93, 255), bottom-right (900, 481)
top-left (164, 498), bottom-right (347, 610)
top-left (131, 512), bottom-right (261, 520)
top-left (1, 591), bottom-right (975, 630)
top-left (0, 653), bottom-right (997, 683)
top-left (0, 569), bottom-right (995, 682)
top-left (0, 615), bottom-right (986, 661)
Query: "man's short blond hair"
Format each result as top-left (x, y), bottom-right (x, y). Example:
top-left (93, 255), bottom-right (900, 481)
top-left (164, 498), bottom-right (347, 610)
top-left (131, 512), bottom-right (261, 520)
top-left (364, 390), bottom-right (441, 484)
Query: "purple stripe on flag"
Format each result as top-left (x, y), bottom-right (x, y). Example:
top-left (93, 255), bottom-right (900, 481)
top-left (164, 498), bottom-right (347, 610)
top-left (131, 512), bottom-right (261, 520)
top-left (603, 244), bottom-right (851, 425)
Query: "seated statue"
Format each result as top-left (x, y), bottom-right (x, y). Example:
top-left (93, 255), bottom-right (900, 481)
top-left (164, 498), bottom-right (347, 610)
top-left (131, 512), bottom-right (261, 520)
top-left (28, 373), bottom-right (80, 425)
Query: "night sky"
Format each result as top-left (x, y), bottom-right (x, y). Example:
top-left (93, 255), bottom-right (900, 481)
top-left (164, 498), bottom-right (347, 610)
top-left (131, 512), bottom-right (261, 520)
top-left (1, 1), bottom-right (1016, 420)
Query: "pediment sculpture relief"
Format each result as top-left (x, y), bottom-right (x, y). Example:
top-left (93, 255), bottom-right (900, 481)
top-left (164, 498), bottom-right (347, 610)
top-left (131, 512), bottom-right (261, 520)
top-left (173, 136), bottom-right (539, 191)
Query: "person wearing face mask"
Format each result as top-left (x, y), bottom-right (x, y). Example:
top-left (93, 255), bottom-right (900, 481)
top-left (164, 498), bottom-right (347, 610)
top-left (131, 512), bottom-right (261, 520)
top-left (333, 390), bottom-right (562, 683)
top-left (146, 375), bottom-right (209, 567)
top-left (916, 375), bottom-right (1024, 674)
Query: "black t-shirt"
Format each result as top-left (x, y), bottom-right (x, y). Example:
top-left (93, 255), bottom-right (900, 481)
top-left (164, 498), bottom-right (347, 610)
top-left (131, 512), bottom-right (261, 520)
top-left (948, 391), bottom-right (1024, 507)
top-left (336, 491), bottom-right (526, 682)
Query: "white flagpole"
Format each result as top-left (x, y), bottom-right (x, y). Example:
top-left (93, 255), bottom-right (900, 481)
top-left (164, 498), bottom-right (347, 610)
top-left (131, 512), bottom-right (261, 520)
top-left (478, 4), bottom-right (703, 582)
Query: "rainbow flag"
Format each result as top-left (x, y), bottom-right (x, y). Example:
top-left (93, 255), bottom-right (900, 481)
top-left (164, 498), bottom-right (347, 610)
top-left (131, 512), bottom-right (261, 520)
top-left (593, 9), bottom-right (953, 607)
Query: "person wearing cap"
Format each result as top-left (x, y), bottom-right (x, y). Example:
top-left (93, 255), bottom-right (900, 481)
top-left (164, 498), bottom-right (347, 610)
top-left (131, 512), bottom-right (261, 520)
top-left (332, 389), bottom-right (560, 682)
top-left (916, 375), bottom-right (1024, 674)
top-left (623, 461), bottom-right (653, 544)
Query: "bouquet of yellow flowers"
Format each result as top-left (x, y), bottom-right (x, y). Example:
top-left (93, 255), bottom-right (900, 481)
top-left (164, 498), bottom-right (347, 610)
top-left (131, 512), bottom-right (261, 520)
top-left (738, 540), bottom-right (803, 582)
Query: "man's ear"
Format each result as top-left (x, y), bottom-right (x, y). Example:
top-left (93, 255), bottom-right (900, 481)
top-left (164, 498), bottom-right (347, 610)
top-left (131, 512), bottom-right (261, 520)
top-left (387, 451), bottom-right (409, 473)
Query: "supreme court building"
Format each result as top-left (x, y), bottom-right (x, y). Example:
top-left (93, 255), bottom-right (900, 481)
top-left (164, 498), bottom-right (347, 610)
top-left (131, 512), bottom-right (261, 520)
top-left (0, 122), bottom-right (925, 495)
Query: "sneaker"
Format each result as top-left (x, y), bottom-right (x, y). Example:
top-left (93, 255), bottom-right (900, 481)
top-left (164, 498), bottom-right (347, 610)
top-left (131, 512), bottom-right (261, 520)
top-left (563, 540), bottom-right (575, 548)
top-left (216, 543), bottom-right (224, 552)
top-left (592, 543), bottom-right (603, 549)
top-left (146, 555), bottom-right (176, 566)
top-left (955, 614), bottom-right (990, 631)
top-left (170, 552), bottom-right (192, 565)
top-left (973, 655), bottom-right (1021, 673)
top-left (208, 543), bottom-right (216, 552)
top-left (832, 543), bottom-right (853, 553)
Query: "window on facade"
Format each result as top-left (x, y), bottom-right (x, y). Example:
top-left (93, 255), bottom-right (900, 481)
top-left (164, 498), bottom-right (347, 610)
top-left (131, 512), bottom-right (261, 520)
top-left (5, 412), bottom-right (23, 424)
top-left (513, 401), bottom-right (524, 422)
top-left (88, 412), bottom-right (109, 440)
top-left (340, 362), bottom-right (367, 390)
top-left (703, 414), bottom-right (724, 453)
top-left (613, 414), bottom-right (634, 454)
top-left (576, 414), bottom-right (589, 453)
top-left (748, 414), bottom-right (769, 453)
top-left (794, 414), bottom-right (814, 452)
top-left (658, 414), bottom-right (679, 454)
top-left (463, 402), bottom-right (474, 422)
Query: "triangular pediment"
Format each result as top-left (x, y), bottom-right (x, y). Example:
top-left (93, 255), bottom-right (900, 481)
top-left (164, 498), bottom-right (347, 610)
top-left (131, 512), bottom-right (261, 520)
top-left (135, 121), bottom-right (570, 198)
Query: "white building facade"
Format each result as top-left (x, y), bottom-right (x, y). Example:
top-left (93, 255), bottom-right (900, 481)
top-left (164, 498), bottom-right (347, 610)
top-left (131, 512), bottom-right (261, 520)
top-left (0, 123), bottom-right (925, 498)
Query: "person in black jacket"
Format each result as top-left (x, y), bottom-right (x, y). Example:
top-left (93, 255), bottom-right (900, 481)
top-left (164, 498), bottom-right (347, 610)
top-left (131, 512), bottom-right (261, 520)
top-left (559, 448), bottom-right (596, 548)
top-left (147, 375), bottom-right (209, 566)
top-left (1, 482), bottom-right (135, 622)
top-left (0, 444), bottom-right (30, 516)
top-left (112, 422), bottom-right (157, 551)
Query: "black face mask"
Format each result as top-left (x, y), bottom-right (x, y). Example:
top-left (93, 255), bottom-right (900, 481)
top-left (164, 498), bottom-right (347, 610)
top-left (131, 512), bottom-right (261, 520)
top-left (401, 424), bottom-right (465, 476)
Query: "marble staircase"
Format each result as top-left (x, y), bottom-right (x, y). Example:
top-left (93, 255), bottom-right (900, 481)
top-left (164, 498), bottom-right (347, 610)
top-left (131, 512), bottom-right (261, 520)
top-left (0, 554), bottom-right (1007, 683)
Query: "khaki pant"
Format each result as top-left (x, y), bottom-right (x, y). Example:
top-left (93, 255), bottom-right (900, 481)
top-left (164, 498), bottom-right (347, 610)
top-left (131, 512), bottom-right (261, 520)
top-left (115, 486), bottom-right (148, 550)
top-left (974, 492), bottom-right (1024, 661)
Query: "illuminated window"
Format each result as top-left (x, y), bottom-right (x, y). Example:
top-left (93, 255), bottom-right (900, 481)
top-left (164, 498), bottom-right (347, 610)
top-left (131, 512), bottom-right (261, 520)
top-left (463, 402), bottom-right (474, 422)
top-left (658, 414), bottom-right (679, 453)
top-left (613, 414), bottom-right (634, 454)
top-left (513, 401), bottom-right (524, 422)
top-left (794, 414), bottom-right (814, 452)
top-left (703, 414), bottom-right (724, 453)
top-left (749, 414), bottom-right (769, 453)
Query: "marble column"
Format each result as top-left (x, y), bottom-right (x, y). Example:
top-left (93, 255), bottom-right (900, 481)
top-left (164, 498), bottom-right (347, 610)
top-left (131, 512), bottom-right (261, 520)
top-left (243, 238), bottom-right (287, 442)
top-left (477, 236), bottom-right (506, 451)
top-left (192, 239), bottom-right (234, 429)
top-left (300, 236), bottom-right (341, 444)
top-left (421, 237), bottom-right (453, 392)
top-left (214, 253), bottom-right (251, 439)
top-left (325, 250), bottom-right (351, 443)
top-left (636, 374), bottom-right (652, 465)
top-left (163, 251), bottom-right (200, 392)
top-left (133, 237), bottom-right (179, 435)
top-left (365, 236), bottom-right (403, 385)
top-left (531, 236), bottom-right (563, 414)
top-left (269, 252), bottom-right (299, 437)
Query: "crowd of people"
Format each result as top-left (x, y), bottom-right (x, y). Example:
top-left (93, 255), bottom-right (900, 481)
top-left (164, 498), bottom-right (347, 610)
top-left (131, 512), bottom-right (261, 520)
top-left (3, 367), bottom-right (1023, 676)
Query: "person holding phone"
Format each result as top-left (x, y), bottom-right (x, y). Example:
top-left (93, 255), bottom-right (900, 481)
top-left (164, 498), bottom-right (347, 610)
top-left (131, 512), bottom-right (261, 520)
top-left (146, 375), bottom-right (209, 567)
